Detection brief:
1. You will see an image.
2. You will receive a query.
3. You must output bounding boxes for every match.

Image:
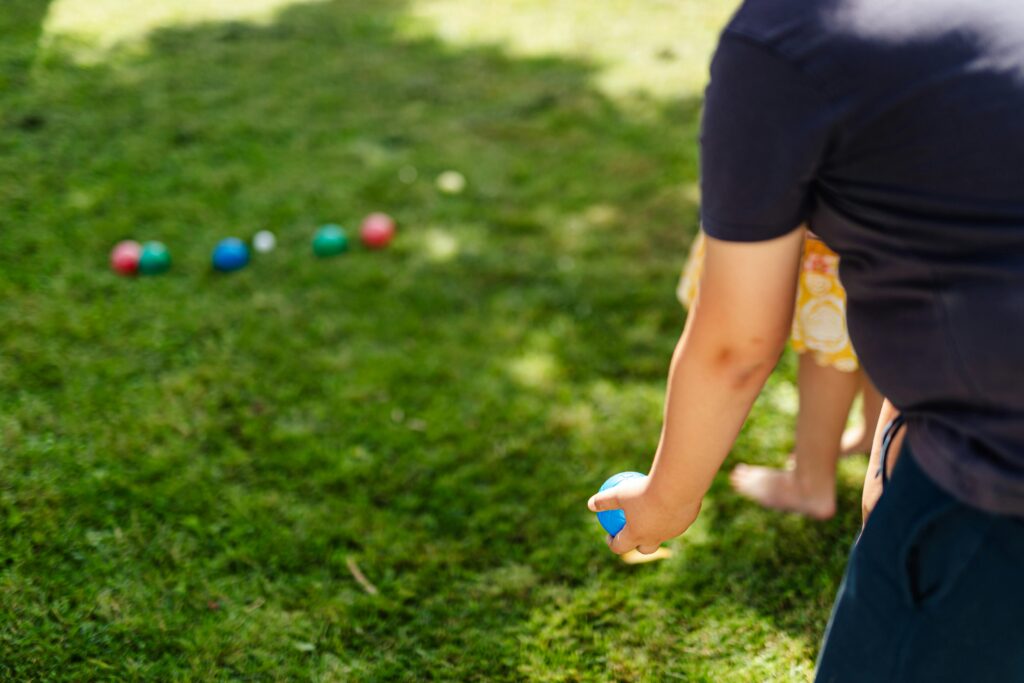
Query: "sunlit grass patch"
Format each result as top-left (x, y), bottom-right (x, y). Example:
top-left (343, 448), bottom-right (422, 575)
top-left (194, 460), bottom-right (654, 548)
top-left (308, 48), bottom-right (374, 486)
top-left (404, 0), bottom-right (740, 98)
top-left (41, 0), bottom-right (329, 61)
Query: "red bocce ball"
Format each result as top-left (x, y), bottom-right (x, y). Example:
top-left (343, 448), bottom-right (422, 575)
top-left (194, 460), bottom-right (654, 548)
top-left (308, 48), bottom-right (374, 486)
top-left (360, 213), bottom-right (396, 249)
top-left (111, 240), bottom-right (142, 276)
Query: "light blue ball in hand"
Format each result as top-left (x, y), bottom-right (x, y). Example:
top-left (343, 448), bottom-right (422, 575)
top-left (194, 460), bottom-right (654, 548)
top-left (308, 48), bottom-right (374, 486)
top-left (595, 471), bottom-right (647, 537)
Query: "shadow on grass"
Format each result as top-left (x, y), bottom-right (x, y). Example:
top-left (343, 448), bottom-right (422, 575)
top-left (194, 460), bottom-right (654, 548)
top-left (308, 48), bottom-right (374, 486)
top-left (0, 0), bottom-right (854, 679)
top-left (0, 0), bottom-right (55, 92)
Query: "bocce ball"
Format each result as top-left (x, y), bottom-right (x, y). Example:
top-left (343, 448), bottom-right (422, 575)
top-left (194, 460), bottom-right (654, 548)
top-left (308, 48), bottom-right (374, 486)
top-left (360, 213), bottom-right (395, 249)
top-left (595, 471), bottom-right (647, 537)
top-left (252, 230), bottom-right (276, 253)
top-left (110, 240), bottom-right (142, 276)
top-left (212, 238), bottom-right (250, 272)
top-left (312, 224), bottom-right (348, 257)
top-left (138, 241), bottom-right (171, 275)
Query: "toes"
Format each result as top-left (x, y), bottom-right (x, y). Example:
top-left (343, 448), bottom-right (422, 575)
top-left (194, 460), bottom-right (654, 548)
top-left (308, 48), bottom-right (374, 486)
top-left (729, 466), bottom-right (749, 487)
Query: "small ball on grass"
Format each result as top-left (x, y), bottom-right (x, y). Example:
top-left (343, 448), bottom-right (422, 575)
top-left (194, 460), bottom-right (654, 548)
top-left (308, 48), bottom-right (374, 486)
top-left (212, 238), bottom-right (250, 272)
top-left (360, 213), bottom-right (396, 249)
top-left (313, 224), bottom-right (348, 257)
top-left (252, 230), bottom-right (276, 253)
top-left (138, 241), bottom-right (171, 276)
top-left (111, 240), bottom-right (142, 276)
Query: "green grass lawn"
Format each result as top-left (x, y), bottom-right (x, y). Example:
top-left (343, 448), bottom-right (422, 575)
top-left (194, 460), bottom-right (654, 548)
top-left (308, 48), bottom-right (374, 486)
top-left (1, 1), bottom-right (867, 680)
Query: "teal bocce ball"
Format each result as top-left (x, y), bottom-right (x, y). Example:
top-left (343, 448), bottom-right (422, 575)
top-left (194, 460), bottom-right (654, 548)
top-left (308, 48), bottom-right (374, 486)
top-left (312, 224), bottom-right (348, 257)
top-left (138, 241), bottom-right (171, 275)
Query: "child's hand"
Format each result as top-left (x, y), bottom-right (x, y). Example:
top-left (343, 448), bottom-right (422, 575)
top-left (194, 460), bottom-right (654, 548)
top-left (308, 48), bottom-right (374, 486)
top-left (587, 477), bottom-right (701, 555)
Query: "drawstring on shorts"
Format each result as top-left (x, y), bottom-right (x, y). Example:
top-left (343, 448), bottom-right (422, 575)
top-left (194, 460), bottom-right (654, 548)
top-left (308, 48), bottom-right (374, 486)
top-left (878, 414), bottom-right (907, 490)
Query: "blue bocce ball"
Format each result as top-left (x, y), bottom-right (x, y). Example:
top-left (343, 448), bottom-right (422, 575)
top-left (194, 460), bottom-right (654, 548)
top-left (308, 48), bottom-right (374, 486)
top-left (212, 237), bottom-right (250, 272)
top-left (595, 471), bottom-right (647, 537)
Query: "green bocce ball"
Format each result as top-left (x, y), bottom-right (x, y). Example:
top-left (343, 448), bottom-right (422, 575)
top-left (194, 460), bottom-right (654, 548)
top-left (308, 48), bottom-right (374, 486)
top-left (138, 241), bottom-right (171, 275)
top-left (312, 224), bottom-right (348, 257)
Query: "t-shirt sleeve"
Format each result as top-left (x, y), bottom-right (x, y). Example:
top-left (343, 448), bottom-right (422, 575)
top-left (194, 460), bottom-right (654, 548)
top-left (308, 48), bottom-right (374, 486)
top-left (700, 33), bottom-right (836, 242)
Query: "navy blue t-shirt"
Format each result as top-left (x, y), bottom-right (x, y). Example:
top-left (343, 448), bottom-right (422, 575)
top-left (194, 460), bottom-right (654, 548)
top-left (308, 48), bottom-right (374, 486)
top-left (701, 0), bottom-right (1024, 515)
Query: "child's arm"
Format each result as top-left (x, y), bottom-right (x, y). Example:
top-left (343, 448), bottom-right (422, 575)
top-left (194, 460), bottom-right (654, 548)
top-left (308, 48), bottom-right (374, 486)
top-left (588, 228), bottom-right (804, 554)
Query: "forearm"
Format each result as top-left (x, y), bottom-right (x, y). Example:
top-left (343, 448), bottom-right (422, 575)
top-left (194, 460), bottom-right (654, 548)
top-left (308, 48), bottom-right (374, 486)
top-left (587, 230), bottom-right (803, 552)
top-left (647, 322), bottom-right (783, 507)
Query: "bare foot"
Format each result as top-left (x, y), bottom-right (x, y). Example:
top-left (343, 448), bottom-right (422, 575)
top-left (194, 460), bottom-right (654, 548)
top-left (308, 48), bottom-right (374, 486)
top-left (840, 426), bottom-right (872, 457)
top-left (729, 464), bottom-right (836, 519)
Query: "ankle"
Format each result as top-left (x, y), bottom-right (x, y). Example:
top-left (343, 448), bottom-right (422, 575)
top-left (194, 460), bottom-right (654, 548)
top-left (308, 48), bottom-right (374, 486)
top-left (802, 497), bottom-right (836, 520)
top-left (793, 471), bottom-right (836, 513)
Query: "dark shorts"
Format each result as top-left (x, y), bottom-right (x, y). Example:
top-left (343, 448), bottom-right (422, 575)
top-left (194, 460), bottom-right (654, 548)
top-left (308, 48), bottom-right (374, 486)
top-left (815, 444), bottom-right (1024, 682)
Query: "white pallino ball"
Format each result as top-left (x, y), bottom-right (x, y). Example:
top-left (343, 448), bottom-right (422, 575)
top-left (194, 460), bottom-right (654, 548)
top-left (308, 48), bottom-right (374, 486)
top-left (252, 230), bottom-right (277, 253)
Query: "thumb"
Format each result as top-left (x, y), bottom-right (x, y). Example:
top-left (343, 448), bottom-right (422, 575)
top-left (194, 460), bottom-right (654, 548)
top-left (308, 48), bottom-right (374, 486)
top-left (587, 489), bottom-right (621, 512)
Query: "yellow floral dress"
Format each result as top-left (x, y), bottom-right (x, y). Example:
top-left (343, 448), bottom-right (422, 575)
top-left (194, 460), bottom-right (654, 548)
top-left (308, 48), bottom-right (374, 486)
top-left (677, 232), bottom-right (859, 372)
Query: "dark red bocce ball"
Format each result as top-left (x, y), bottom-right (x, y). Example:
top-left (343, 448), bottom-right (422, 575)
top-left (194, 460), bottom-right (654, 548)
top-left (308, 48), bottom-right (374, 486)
top-left (360, 213), bottom-right (396, 249)
top-left (110, 240), bottom-right (142, 276)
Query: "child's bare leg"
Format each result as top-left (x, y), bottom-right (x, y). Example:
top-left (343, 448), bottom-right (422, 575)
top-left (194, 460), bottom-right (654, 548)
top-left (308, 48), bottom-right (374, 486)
top-left (840, 373), bottom-right (884, 456)
top-left (730, 353), bottom-right (860, 519)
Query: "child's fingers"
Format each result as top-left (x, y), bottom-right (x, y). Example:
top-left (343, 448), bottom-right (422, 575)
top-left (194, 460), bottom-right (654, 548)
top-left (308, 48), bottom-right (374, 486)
top-left (637, 544), bottom-right (661, 555)
top-left (587, 491), bottom-right (620, 512)
top-left (607, 528), bottom-right (638, 555)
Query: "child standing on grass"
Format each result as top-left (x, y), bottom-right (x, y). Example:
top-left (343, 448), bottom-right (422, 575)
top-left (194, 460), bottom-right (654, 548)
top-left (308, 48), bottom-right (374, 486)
top-left (678, 231), bottom-right (882, 519)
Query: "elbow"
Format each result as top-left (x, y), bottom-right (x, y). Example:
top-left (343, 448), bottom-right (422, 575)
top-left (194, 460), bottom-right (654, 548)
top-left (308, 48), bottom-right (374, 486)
top-left (709, 337), bottom-right (785, 390)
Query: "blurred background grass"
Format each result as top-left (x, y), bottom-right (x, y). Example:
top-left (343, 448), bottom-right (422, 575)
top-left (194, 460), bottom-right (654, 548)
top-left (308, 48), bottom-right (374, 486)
top-left (0, 1), bottom-right (866, 680)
